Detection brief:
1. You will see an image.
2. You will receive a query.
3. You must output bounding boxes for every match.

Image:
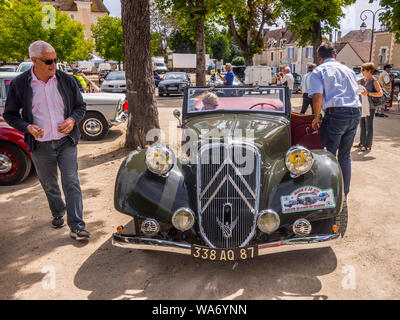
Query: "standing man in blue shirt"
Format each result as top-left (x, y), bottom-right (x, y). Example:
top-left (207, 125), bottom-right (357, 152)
top-left (217, 63), bottom-right (234, 86)
top-left (308, 43), bottom-right (361, 197)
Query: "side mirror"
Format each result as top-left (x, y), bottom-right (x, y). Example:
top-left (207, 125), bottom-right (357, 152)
top-left (173, 109), bottom-right (182, 128)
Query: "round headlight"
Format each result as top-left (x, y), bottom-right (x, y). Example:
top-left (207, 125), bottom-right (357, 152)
top-left (285, 146), bottom-right (314, 176)
top-left (145, 144), bottom-right (175, 175)
top-left (257, 210), bottom-right (280, 234)
top-left (172, 208), bottom-right (195, 231)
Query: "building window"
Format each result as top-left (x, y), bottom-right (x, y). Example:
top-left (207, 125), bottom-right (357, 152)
top-left (306, 47), bottom-right (313, 58)
top-left (290, 64), bottom-right (296, 73)
top-left (271, 52), bottom-right (274, 61)
top-left (70, 14), bottom-right (74, 20)
top-left (288, 47), bottom-right (294, 59)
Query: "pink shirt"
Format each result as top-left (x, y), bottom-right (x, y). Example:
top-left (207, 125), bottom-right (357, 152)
top-left (31, 68), bottom-right (67, 142)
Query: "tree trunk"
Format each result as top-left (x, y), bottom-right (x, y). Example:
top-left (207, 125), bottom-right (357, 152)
top-left (312, 22), bottom-right (322, 64)
top-left (194, 16), bottom-right (206, 86)
top-left (243, 51), bottom-right (253, 66)
top-left (121, 0), bottom-right (160, 150)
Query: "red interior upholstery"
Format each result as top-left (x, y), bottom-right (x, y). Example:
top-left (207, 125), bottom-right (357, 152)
top-left (290, 113), bottom-right (322, 150)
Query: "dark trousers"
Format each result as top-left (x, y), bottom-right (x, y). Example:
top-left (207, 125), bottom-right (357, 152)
top-left (359, 109), bottom-right (375, 148)
top-left (320, 107), bottom-right (361, 196)
top-left (300, 93), bottom-right (314, 114)
top-left (31, 136), bottom-right (85, 231)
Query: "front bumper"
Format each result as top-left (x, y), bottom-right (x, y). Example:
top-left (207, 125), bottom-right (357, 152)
top-left (112, 232), bottom-right (341, 256)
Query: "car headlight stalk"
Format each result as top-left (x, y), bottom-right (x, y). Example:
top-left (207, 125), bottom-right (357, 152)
top-left (285, 145), bottom-right (314, 177)
top-left (145, 144), bottom-right (176, 176)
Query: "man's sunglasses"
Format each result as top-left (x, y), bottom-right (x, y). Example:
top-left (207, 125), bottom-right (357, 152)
top-left (38, 58), bottom-right (57, 65)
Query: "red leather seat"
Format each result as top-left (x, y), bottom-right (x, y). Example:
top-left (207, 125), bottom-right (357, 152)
top-left (290, 113), bottom-right (322, 150)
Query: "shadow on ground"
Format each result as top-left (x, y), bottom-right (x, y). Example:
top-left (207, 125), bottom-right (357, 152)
top-left (74, 223), bottom-right (337, 300)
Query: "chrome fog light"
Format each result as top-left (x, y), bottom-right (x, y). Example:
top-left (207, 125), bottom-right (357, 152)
top-left (257, 210), bottom-right (280, 234)
top-left (141, 218), bottom-right (160, 236)
top-left (145, 144), bottom-right (175, 175)
top-left (285, 146), bottom-right (314, 176)
top-left (172, 208), bottom-right (195, 232)
top-left (293, 218), bottom-right (312, 236)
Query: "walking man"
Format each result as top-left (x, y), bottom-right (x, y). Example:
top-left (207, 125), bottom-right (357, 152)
top-left (282, 66), bottom-right (294, 97)
top-left (377, 64), bottom-right (394, 116)
top-left (3, 40), bottom-right (90, 240)
top-left (308, 43), bottom-right (361, 198)
top-left (300, 64), bottom-right (316, 114)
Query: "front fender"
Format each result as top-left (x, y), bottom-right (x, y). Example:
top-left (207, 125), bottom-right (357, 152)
top-left (114, 150), bottom-right (192, 223)
top-left (260, 150), bottom-right (344, 226)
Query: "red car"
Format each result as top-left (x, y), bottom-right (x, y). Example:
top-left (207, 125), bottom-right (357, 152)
top-left (0, 116), bottom-right (32, 185)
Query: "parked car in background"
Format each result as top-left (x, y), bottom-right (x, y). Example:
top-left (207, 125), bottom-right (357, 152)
top-left (390, 70), bottom-right (400, 89)
top-left (207, 72), bottom-right (242, 87)
top-left (153, 62), bottom-right (168, 74)
top-left (292, 73), bottom-right (302, 93)
top-left (0, 65), bottom-right (17, 72)
top-left (98, 69), bottom-right (112, 85)
top-left (0, 72), bottom-right (128, 142)
top-left (158, 72), bottom-right (191, 96)
top-left (112, 86), bottom-right (347, 260)
top-left (100, 71), bottom-right (126, 93)
top-left (154, 71), bottom-right (161, 87)
top-left (0, 116), bottom-right (32, 185)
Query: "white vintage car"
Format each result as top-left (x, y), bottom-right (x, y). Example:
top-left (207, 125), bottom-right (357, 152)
top-left (0, 72), bottom-right (127, 141)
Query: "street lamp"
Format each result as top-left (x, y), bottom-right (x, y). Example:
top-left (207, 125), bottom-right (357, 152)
top-left (360, 8), bottom-right (386, 61)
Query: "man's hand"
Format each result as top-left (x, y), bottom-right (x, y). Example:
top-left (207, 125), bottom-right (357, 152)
top-left (27, 125), bottom-right (44, 139)
top-left (312, 114), bottom-right (322, 130)
top-left (57, 118), bottom-right (75, 134)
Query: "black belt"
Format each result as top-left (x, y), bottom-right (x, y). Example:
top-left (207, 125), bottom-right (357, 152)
top-left (325, 107), bottom-right (361, 113)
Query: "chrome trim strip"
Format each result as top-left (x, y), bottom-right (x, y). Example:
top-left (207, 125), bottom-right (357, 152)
top-left (228, 175), bottom-right (255, 213)
top-left (200, 175), bottom-right (227, 214)
top-left (112, 233), bottom-right (341, 256)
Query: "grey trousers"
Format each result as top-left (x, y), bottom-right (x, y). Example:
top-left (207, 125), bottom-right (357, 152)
top-left (31, 136), bottom-right (85, 231)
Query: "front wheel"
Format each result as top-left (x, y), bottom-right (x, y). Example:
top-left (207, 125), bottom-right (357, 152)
top-left (0, 142), bottom-right (32, 185)
top-left (79, 112), bottom-right (109, 141)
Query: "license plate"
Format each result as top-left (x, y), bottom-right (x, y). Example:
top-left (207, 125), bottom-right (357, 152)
top-left (168, 86), bottom-right (178, 90)
top-left (191, 245), bottom-right (258, 261)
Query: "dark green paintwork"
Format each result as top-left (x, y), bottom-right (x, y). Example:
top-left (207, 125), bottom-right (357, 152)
top-left (114, 112), bottom-right (344, 228)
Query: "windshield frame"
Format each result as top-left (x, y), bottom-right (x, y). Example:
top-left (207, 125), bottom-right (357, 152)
top-left (162, 72), bottom-right (187, 81)
top-left (182, 86), bottom-right (291, 121)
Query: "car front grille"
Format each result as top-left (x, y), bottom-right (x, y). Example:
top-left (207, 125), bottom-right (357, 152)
top-left (197, 143), bottom-right (260, 248)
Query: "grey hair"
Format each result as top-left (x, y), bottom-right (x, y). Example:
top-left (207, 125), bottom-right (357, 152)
top-left (225, 63), bottom-right (232, 68)
top-left (283, 66), bottom-right (290, 72)
top-left (29, 40), bottom-right (55, 58)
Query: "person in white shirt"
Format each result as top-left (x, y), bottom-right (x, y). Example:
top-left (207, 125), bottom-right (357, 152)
top-left (282, 66), bottom-right (294, 96)
top-left (300, 64), bottom-right (316, 114)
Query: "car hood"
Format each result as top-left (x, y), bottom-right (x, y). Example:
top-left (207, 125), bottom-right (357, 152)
top-left (82, 92), bottom-right (126, 104)
top-left (183, 113), bottom-right (291, 160)
top-left (159, 79), bottom-right (186, 85)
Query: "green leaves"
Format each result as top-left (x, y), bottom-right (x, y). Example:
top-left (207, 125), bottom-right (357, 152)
top-left (0, 0), bottom-right (92, 62)
top-left (91, 16), bottom-right (124, 63)
top-left (377, 0), bottom-right (400, 43)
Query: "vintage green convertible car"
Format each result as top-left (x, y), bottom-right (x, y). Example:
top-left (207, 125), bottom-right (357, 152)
top-left (112, 86), bottom-right (347, 261)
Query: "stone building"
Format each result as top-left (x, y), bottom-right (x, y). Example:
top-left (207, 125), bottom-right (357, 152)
top-left (372, 30), bottom-right (400, 70)
top-left (41, 0), bottom-right (109, 39)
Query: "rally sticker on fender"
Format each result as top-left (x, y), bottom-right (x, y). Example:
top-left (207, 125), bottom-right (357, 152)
top-left (280, 186), bottom-right (336, 213)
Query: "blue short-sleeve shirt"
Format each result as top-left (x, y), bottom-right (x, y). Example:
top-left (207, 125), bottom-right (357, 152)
top-left (308, 58), bottom-right (361, 110)
top-left (224, 70), bottom-right (234, 86)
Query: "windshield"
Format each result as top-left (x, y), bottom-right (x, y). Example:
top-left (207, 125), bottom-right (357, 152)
top-left (105, 72), bottom-right (126, 81)
top-left (163, 73), bottom-right (186, 81)
top-left (187, 87), bottom-right (286, 114)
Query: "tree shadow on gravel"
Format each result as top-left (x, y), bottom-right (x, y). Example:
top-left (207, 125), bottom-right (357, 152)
top-left (74, 221), bottom-right (337, 300)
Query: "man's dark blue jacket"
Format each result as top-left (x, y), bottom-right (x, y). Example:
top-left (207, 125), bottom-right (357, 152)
top-left (3, 69), bottom-right (86, 152)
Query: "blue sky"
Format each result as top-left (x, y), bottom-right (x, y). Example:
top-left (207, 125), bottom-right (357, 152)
top-left (103, 0), bottom-right (385, 37)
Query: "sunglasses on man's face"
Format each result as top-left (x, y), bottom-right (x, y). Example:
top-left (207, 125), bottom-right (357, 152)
top-left (38, 58), bottom-right (57, 65)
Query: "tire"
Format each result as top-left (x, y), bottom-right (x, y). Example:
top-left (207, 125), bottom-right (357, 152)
top-left (0, 141), bottom-right (32, 185)
top-left (158, 92), bottom-right (164, 97)
top-left (79, 112), bottom-right (109, 141)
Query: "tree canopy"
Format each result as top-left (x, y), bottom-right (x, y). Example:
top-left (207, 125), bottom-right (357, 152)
top-left (91, 16), bottom-right (124, 64)
top-left (0, 0), bottom-right (92, 62)
top-left (276, 0), bottom-right (356, 62)
top-left (375, 0), bottom-right (400, 43)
